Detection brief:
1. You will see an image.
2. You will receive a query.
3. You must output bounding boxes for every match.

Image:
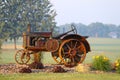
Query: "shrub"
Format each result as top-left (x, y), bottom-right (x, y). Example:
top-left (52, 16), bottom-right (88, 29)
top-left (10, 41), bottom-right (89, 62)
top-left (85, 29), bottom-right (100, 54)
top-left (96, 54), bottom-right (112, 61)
top-left (114, 58), bottom-right (120, 73)
top-left (91, 55), bottom-right (112, 71)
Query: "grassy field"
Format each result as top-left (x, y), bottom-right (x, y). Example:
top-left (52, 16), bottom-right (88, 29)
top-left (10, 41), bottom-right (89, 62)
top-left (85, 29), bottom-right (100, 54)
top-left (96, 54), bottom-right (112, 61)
top-left (85, 38), bottom-right (120, 63)
top-left (0, 38), bottom-right (120, 80)
top-left (0, 72), bottom-right (120, 80)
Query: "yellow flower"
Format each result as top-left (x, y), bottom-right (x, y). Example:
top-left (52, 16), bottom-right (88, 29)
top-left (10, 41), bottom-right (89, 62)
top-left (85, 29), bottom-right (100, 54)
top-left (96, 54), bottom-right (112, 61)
top-left (104, 57), bottom-right (109, 61)
top-left (96, 56), bottom-right (99, 59)
top-left (116, 63), bottom-right (119, 67)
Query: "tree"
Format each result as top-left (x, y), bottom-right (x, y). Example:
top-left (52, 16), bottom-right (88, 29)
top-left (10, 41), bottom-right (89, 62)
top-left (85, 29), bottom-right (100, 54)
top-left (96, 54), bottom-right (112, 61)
top-left (117, 26), bottom-right (120, 38)
top-left (0, 0), bottom-right (56, 49)
top-left (0, 22), bottom-right (10, 49)
top-left (88, 22), bottom-right (109, 37)
top-left (0, 0), bottom-right (25, 49)
top-left (75, 23), bottom-right (88, 36)
top-left (105, 24), bottom-right (117, 38)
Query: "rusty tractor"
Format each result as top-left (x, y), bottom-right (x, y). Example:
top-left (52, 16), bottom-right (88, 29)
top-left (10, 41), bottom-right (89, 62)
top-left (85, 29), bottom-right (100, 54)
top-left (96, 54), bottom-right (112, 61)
top-left (15, 24), bottom-right (90, 66)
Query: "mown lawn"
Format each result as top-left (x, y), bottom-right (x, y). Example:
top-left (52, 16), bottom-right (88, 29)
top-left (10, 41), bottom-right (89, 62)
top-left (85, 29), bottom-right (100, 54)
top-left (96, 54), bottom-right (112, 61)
top-left (0, 72), bottom-right (120, 80)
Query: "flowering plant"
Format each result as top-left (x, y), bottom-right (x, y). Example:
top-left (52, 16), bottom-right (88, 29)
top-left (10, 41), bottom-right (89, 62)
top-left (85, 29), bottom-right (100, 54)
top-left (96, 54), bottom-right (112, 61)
top-left (114, 59), bottom-right (120, 73)
top-left (92, 55), bottom-right (111, 71)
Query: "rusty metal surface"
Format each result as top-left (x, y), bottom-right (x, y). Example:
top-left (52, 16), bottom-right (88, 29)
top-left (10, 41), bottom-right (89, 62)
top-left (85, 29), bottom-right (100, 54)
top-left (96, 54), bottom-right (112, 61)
top-left (45, 39), bottom-right (59, 52)
top-left (59, 39), bottom-right (86, 66)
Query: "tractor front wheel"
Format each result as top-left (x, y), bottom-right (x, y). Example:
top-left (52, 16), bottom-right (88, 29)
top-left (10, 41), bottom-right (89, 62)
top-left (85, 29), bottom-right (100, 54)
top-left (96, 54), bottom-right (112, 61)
top-left (15, 49), bottom-right (30, 65)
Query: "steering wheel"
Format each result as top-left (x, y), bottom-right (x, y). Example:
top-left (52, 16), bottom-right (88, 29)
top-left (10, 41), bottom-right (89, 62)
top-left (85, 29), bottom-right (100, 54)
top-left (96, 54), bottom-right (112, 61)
top-left (71, 24), bottom-right (77, 34)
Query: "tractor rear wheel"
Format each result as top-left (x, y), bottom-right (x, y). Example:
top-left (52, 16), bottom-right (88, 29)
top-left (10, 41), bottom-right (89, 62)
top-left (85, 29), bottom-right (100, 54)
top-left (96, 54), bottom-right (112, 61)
top-left (59, 39), bottom-right (86, 66)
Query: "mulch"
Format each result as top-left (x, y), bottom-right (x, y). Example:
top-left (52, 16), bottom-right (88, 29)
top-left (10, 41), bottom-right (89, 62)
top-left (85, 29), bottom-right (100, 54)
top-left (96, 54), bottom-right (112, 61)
top-left (0, 63), bottom-right (116, 74)
top-left (0, 63), bottom-right (75, 74)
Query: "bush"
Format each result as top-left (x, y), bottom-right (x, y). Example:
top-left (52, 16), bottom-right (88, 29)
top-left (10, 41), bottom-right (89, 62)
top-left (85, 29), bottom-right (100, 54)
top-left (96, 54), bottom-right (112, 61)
top-left (114, 58), bottom-right (120, 73)
top-left (91, 55), bottom-right (112, 71)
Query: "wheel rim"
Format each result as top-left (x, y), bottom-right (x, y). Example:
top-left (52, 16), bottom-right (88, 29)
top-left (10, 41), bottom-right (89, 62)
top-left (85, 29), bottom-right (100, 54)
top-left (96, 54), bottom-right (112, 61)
top-left (51, 52), bottom-right (63, 64)
top-left (15, 49), bottom-right (30, 64)
top-left (59, 39), bottom-right (86, 66)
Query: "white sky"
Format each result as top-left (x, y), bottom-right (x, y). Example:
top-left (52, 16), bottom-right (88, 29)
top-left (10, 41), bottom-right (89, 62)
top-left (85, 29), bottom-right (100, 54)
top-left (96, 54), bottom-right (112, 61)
top-left (50, 0), bottom-right (120, 26)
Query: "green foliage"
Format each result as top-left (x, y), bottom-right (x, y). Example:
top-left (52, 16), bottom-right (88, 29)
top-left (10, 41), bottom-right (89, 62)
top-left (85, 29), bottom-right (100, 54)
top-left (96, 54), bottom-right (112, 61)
top-left (0, 0), bottom-right (56, 49)
top-left (91, 55), bottom-right (112, 71)
top-left (115, 58), bottom-right (120, 73)
top-left (0, 0), bottom-right (56, 33)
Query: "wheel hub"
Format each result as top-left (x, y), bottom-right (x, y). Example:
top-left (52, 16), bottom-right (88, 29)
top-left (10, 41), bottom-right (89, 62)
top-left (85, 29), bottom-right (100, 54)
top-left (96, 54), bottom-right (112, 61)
top-left (69, 49), bottom-right (76, 57)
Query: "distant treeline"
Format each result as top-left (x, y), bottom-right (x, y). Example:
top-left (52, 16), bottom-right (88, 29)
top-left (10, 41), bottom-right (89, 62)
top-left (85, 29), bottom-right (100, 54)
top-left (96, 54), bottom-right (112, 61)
top-left (58, 22), bottom-right (120, 38)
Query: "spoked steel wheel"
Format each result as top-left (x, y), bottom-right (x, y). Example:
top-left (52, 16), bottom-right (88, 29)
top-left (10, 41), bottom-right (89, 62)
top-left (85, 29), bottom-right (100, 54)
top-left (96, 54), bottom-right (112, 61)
top-left (15, 49), bottom-right (30, 65)
top-left (59, 39), bottom-right (86, 66)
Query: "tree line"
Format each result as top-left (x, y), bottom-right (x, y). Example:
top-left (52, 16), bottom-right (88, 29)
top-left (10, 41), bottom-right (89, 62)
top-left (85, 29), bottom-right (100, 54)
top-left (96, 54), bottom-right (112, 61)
top-left (58, 22), bottom-right (120, 38)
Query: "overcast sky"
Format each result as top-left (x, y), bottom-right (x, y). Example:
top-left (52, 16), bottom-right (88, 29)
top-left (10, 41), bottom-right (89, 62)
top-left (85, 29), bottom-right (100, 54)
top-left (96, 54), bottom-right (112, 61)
top-left (50, 0), bottom-right (120, 26)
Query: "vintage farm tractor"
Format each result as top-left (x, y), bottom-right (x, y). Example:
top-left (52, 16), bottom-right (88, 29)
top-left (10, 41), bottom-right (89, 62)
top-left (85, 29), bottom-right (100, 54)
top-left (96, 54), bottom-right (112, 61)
top-left (15, 24), bottom-right (90, 66)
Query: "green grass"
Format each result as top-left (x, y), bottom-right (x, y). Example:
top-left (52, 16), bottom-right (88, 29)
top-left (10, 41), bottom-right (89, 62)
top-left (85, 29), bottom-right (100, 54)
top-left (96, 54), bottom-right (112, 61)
top-left (0, 50), bottom-right (56, 64)
top-left (0, 72), bottom-right (120, 80)
top-left (88, 38), bottom-right (120, 44)
top-left (88, 38), bottom-right (120, 52)
top-left (0, 50), bottom-right (16, 64)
